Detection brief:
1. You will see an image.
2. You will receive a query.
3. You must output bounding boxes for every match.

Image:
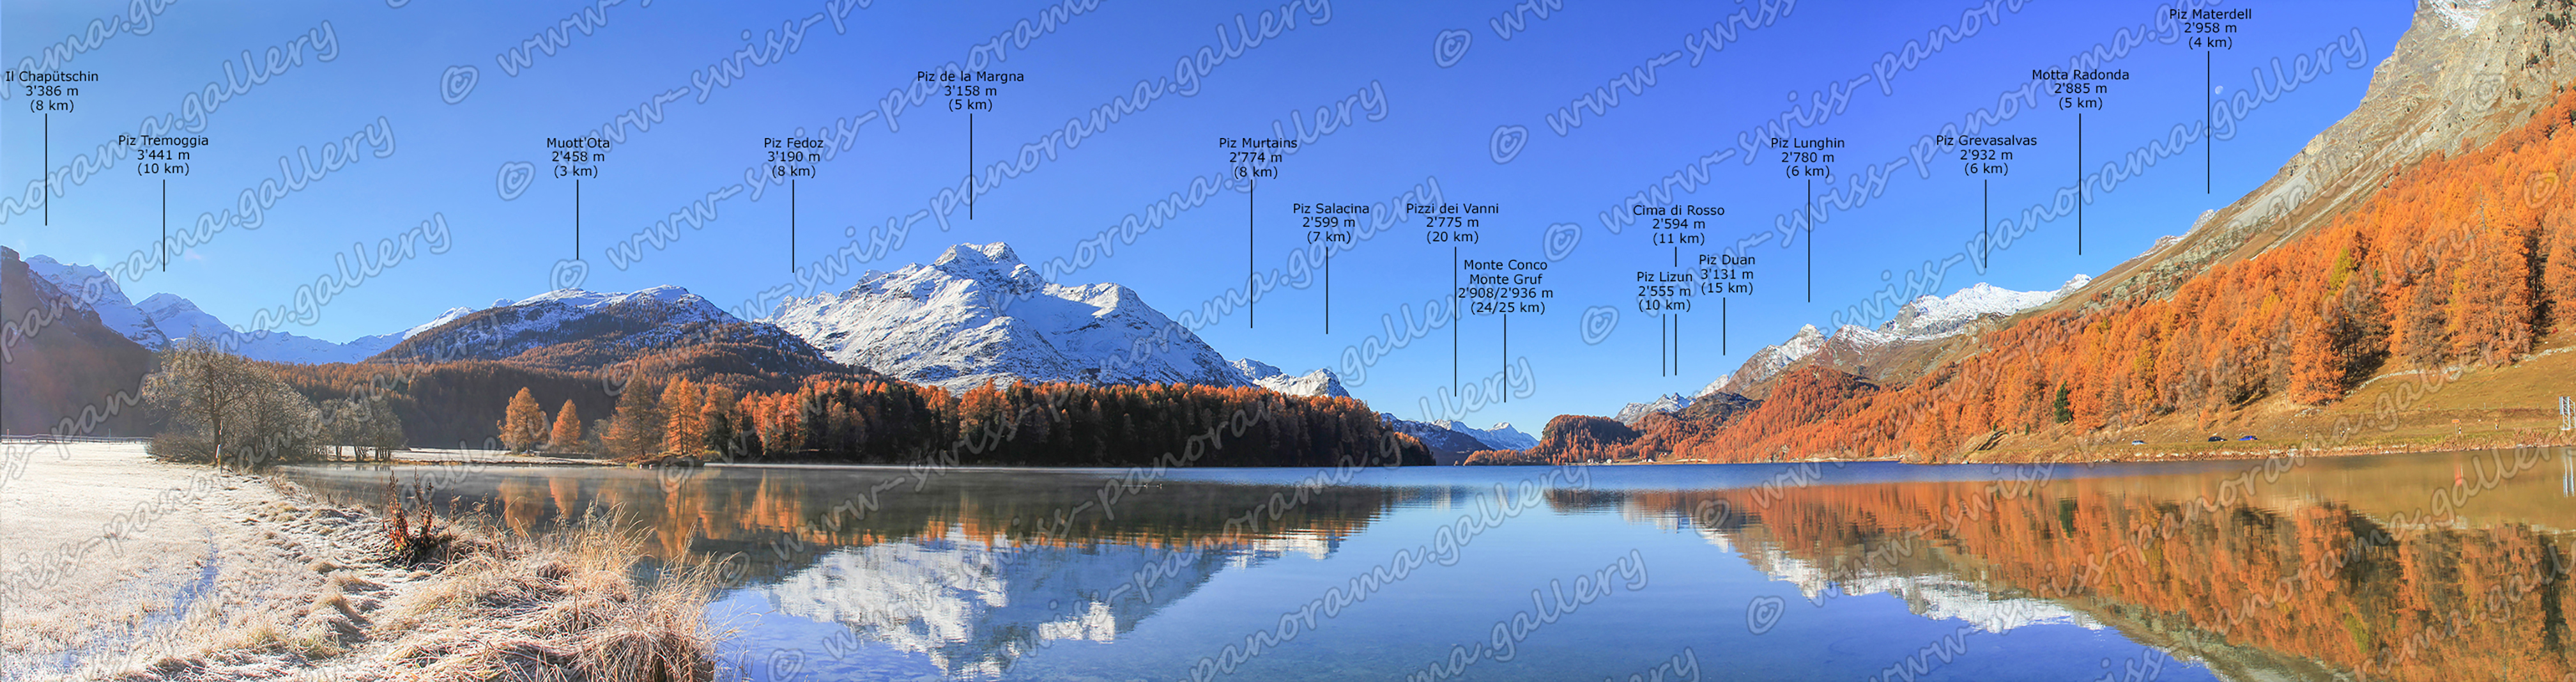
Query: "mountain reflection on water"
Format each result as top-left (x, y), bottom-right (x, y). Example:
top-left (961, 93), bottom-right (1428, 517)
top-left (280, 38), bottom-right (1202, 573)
top-left (283, 448), bottom-right (2576, 681)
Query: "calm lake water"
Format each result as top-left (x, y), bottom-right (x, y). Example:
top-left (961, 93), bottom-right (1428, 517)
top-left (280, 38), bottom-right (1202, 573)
top-left (281, 448), bottom-right (2576, 681)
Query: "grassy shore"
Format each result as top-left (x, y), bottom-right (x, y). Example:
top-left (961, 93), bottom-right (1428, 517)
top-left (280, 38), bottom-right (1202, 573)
top-left (0, 440), bottom-right (720, 681)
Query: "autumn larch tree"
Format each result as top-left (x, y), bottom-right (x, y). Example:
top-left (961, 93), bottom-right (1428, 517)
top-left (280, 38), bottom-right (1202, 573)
top-left (661, 377), bottom-right (705, 456)
top-left (603, 379), bottom-right (663, 458)
top-left (499, 387), bottom-right (547, 453)
top-left (547, 399), bottom-right (583, 454)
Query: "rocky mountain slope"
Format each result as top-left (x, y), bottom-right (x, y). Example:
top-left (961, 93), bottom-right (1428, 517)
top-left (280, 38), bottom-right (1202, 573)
top-left (1523, 1), bottom-right (2576, 463)
top-left (2065, 0), bottom-right (2576, 313)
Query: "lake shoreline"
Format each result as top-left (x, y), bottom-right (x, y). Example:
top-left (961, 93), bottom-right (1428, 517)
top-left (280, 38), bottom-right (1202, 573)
top-left (0, 440), bottom-right (717, 681)
top-left (355, 432), bottom-right (2576, 473)
top-left (1493, 431), bottom-right (2576, 467)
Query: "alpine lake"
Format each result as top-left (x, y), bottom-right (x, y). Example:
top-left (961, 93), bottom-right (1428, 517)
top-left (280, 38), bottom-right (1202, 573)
top-left (279, 447), bottom-right (2576, 681)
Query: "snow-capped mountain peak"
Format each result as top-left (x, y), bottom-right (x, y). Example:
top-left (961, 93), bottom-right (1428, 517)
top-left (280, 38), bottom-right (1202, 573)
top-left (1614, 393), bottom-right (1696, 426)
top-left (1698, 325), bottom-right (1827, 397)
top-left (378, 284), bottom-right (746, 364)
top-left (1232, 359), bottom-right (1350, 398)
top-left (1880, 275), bottom-right (2089, 339)
top-left (1690, 276), bottom-right (2089, 399)
top-left (764, 242), bottom-right (1242, 391)
top-left (24, 255), bottom-right (164, 348)
top-left (766, 242), bottom-right (1374, 398)
top-left (134, 291), bottom-right (424, 364)
top-left (932, 242), bottom-right (1035, 283)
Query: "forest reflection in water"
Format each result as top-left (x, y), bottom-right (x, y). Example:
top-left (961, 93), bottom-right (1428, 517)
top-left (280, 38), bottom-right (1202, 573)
top-left (282, 447), bottom-right (2576, 681)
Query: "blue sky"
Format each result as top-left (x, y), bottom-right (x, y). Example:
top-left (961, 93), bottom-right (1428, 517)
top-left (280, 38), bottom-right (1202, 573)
top-left (3, 0), bottom-right (2414, 430)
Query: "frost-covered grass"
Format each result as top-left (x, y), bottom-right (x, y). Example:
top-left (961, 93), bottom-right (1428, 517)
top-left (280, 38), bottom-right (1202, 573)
top-left (0, 442), bottom-right (720, 681)
top-left (360, 510), bottom-right (721, 682)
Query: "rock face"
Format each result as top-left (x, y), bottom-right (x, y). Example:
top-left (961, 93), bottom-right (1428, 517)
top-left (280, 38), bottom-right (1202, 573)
top-left (22, 254), bottom-right (443, 364)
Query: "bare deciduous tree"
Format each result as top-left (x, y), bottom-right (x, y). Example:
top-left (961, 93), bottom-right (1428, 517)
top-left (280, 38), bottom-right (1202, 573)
top-left (144, 337), bottom-right (326, 469)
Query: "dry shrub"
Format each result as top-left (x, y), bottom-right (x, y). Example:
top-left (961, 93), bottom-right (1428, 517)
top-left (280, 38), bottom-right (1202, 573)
top-left (371, 509), bottom-right (723, 682)
top-left (382, 476), bottom-right (460, 566)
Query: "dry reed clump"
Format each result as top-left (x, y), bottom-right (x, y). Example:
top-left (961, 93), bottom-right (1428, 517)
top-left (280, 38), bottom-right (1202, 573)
top-left (367, 510), bottom-right (723, 682)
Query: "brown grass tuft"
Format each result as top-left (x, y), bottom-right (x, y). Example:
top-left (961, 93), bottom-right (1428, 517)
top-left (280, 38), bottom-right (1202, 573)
top-left (369, 509), bottom-right (723, 682)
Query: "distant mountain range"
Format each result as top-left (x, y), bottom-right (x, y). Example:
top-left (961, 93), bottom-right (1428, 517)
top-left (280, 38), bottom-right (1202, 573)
top-left (15, 242), bottom-right (1528, 458)
top-left (755, 242), bottom-right (1513, 457)
top-left (1602, 275), bottom-right (2089, 426)
top-left (1430, 419), bottom-right (1535, 450)
top-left (23, 254), bottom-right (468, 363)
top-left (1383, 417), bottom-right (1533, 464)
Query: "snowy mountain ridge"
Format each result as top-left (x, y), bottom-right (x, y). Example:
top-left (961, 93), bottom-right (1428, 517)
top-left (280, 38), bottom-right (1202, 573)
top-left (374, 284), bottom-right (756, 365)
top-left (764, 242), bottom-right (1324, 394)
top-left (1612, 393), bottom-right (1696, 426)
top-left (1232, 359), bottom-right (1351, 398)
top-left (1693, 275), bottom-right (2089, 398)
top-left (1882, 275), bottom-right (2092, 339)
